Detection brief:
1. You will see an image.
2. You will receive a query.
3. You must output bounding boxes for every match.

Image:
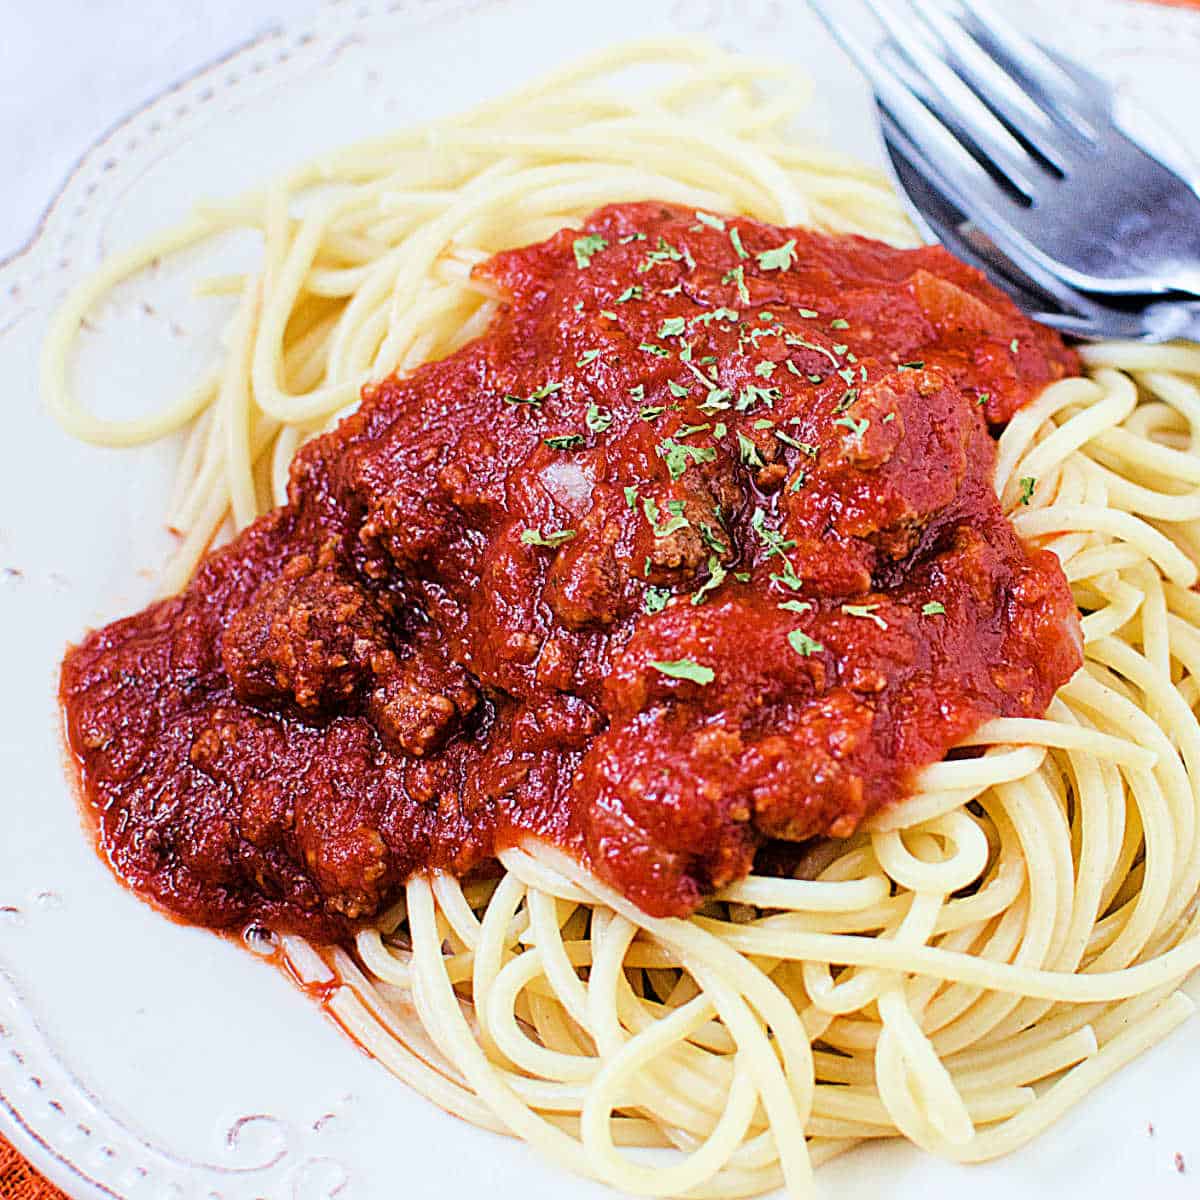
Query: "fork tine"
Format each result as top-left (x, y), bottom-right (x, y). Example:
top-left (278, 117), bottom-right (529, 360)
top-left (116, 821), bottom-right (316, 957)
top-left (863, 0), bottom-right (1040, 198)
top-left (907, 3), bottom-right (1080, 169)
top-left (920, 0), bottom-right (1100, 153)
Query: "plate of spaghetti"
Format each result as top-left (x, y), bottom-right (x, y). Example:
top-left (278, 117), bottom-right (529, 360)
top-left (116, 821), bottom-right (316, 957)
top-left (5, 2), bottom-right (1200, 1198)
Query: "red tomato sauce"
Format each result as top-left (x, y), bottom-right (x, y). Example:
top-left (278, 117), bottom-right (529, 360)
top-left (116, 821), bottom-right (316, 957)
top-left (61, 203), bottom-right (1083, 938)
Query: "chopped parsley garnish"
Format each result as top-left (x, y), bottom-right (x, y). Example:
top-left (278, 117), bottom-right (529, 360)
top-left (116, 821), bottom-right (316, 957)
top-left (643, 496), bottom-right (689, 538)
top-left (573, 234), bottom-right (608, 268)
top-left (639, 404), bottom-right (665, 421)
top-left (774, 429), bottom-right (808, 451)
top-left (723, 264), bottom-right (750, 305)
top-left (694, 307), bottom-right (740, 326)
top-left (667, 379), bottom-right (690, 399)
top-left (756, 239), bottom-right (797, 271)
top-left (600, 309), bottom-right (618, 320)
top-left (755, 361), bottom-right (777, 379)
top-left (788, 629), bottom-right (824, 657)
top-left (544, 434), bottom-right (584, 451)
top-left (779, 599), bottom-right (813, 614)
top-left (658, 316), bottom-right (687, 338)
top-left (504, 380), bottom-right (562, 406)
top-left (694, 211), bottom-right (726, 231)
top-left (638, 236), bottom-right (685, 274)
top-left (830, 317), bottom-right (850, 330)
top-left (785, 335), bottom-right (841, 369)
top-left (799, 308), bottom-right (818, 319)
top-left (701, 388), bottom-right (732, 411)
top-left (650, 658), bottom-right (715, 685)
top-left (729, 227), bottom-right (749, 259)
top-left (1010, 338), bottom-right (1020, 353)
top-left (586, 403), bottom-right (613, 432)
top-left (521, 528), bottom-right (577, 548)
top-left (737, 383), bottom-right (781, 413)
top-left (977, 392), bottom-right (990, 407)
top-left (835, 388), bottom-right (859, 413)
top-left (615, 285), bottom-right (643, 304)
top-left (898, 360), bottom-right (924, 371)
top-left (1019, 476), bottom-right (1037, 505)
top-left (691, 555), bottom-right (728, 605)
top-left (624, 484), bottom-right (639, 508)
top-left (737, 432), bottom-right (765, 469)
top-left (842, 603), bottom-right (888, 630)
top-left (713, 421), bottom-right (727, 439)
top-left (629, 384), bottom-right (646, 401)
top-left (754, 418), bottom-right (775, 430)
top-left (834, 414), bottom-right (869, 441)
top-left (882, 412), bottom-right (896, 424)
top-left (698, 521), bottom-right (729, 555)
top-left (675, 423), bottom-right (710, 438)
top-left (639, 341), bottom-right (671, 358)
top-left (644, 586), bottom-right (672, 614)
top-left (659, 437), bottom-right (717, 481)
top-left (619, 232), bottom-right (647, 244)
top-left (922, 602), bottom-right (946, 616)
top-left (832, 343), bottom-right (849, 356)
top-left (576, 348), bottom-right (602, 367)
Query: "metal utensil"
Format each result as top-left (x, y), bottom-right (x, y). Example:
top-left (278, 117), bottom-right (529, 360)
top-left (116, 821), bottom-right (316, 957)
top-left (880, 105), bottom-right (1200, 343)
top-left (808, 0), bottom-right (1200, 299)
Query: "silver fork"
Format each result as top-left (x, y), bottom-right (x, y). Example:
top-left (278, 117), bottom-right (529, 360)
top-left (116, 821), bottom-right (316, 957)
top-left (807, 0), bottom-right (1200, 299)
top-left (881, 108), bottom-right (1200, 342)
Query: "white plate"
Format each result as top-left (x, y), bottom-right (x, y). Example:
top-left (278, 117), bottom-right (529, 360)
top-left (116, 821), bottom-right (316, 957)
top-left (3, 2), bottom-right (1200, 1197)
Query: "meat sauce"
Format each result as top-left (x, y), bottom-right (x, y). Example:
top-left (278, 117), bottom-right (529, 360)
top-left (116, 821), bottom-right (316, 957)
top-left (61, 203), bottom-right (1083, 939)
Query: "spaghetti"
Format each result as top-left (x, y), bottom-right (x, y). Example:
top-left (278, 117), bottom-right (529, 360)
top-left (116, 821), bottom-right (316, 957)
top-left (45, 39), bottom-right (1200, 1200)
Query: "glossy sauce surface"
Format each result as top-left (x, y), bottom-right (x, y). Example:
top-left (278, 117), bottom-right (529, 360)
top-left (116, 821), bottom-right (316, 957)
top-left (61, 204), bottom-right (1082, 937)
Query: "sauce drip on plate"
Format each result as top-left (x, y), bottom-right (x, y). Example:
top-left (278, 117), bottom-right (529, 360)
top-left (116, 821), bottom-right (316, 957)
top-left (61, 203), bottom-right (1082, 937)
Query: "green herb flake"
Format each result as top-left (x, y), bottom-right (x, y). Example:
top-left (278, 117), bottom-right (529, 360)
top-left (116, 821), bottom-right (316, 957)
top-left (615, 285), bottom-right (643, 304)
top-left (922, 602), bottom-right (946, 616)
top-left (842, 603), bottom-right (888, 630)
top-left (1010, 338), bottom-right (1020, 354)
top-left (788, 629), bottom-right (824, 657)
top-left (713, 421), bottom-right (727, 439)
top-left (977, 391), bottom-right (990, 407)
top-left (586, 403), bottom-right (613, 432)
top-left (757, 239), bottom-right (797, 272)
top-left (691, 555), bottom-right (728, 606)
top-left (658, 316), bottom-right (687, 338)
top-left (638, 236), bottom-right (685, 274)
top-left (1019, 476), bottom-right (1037, 505)
top-left (639, 341), bottom-right (671, 358)
top-left (675, 423), bottom-right (711, 439)
top-left (504, 380), bottom-right (562, 406)
top-left (544, 433), bottom-right (584, 451)
top-left (882, 412), bottom-right (896, 424)
top-left (650, 658), bottom-right (715, 685)
top-left (659, 437), bottom-right (717, 481)
top-left (898, 360), bottom-right (924, 371)
top-left (667, 379), bottom-right (690, 399)
top-left (694, 307), bottom-right (740, 326)
top-left (729, 227), bottom-right (749, 259)
top-left (830, 317), bottom-right (851, 330)
top-left (640, 404), bottom-right (665, 421)
top-left (600, 309), bottom-right (618, 320)
top-left (573, 234), bottom-right (608, 269)
top-left (521, 528), bottom-right (577, 549)
top-left (834, 414), bottom-right (869, 441)
top-left (694, 211), bottom-right (726, 231)
top-left (737, 432), bottom-right (765, 469)
top-left (644, 586), bottom-right (672, 614)
top-left (799, 308), bottom-right (818, 319)
top-left (755, 361), bottom-right (777, 379)
top-left (624, 484), bottom-right (639, 509)
top-left (619, 232), bottom-right (647, 244)
top-left (576, 348), bottom-right (602, 367)
top-left (723, 264), bottom-right (750, 305)
top-left (779, 599), bottom-right (813, 614)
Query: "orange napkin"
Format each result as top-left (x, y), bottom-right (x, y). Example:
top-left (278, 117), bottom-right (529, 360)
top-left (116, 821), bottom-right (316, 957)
top-left (0, 1138), bottom-right (67, 1200)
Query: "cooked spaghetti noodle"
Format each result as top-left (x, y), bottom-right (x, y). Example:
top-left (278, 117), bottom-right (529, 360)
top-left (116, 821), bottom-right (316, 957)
top-left (45, 39), bottom-right (1200, 1200)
